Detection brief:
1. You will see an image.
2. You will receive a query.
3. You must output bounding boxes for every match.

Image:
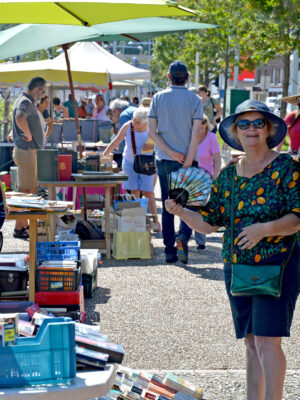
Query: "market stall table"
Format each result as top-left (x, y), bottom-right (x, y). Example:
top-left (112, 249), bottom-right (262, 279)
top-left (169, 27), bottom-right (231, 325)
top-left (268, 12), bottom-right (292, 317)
top-left (0, 364), bottom-right (117, 399)
top-left (39, 174), bottom-right (128, 259)
top-left (6, 210), bottom-right (71, 302)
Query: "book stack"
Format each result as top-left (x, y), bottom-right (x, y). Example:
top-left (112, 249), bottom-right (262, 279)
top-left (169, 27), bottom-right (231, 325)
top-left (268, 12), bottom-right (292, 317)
top-left (99, 366), bottom-right (204, 400)
top-left (75, 328), bottom-right (125, 365)
top-left (16, 306), bottom-right (124, 371)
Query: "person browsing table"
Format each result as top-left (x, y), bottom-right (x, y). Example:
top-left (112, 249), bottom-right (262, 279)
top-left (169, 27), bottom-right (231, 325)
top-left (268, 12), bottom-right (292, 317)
top-left (103, 107), bottom-right (160, 229)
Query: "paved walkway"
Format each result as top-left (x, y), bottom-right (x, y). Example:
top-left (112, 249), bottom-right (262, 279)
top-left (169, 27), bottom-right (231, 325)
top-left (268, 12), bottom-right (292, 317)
top-left (1, 196), bottom-right (299, 399)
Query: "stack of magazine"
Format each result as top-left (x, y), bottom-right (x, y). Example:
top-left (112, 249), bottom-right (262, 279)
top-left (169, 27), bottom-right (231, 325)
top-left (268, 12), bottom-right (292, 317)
top-left (6, 196), bottom-right (72, 212)
top-left (99, 366), bottom-right (204, 400)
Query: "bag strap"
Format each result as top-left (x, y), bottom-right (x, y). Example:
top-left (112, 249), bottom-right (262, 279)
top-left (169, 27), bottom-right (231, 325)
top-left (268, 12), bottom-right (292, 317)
top-left (210, 97), bottom-right (215, 111)
top-left (130, 122), bottom-right (137, 156)
top-left (230, 167), bottom-right (236, 262)
top-left (230, 164), bottom-right (297, 267)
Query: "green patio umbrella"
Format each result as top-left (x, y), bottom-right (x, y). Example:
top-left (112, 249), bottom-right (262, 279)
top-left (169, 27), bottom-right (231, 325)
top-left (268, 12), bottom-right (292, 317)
top-left (0, 19), bottom-right (216, 60)
top-left (0, 0), bottom-right (200, 26)
top-left (0, 0), bottom-right (199, 155)
top-left (88, 17), bottom-right (216, 42)
top-left (0, 24), bottom-right (100, 59)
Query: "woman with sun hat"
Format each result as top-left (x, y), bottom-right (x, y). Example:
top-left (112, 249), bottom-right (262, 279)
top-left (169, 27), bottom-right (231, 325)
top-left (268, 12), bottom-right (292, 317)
top-left (165, 99), bottom-right (300, 400)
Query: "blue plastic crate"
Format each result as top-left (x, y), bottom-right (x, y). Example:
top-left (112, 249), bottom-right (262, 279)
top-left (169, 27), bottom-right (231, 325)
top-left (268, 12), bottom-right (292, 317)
top-left (0, 317), bottom-right (76, 387)
top-left (113, 198), bottom-right (148, 214)
top-left (36, 241), bottom-right (80, 263)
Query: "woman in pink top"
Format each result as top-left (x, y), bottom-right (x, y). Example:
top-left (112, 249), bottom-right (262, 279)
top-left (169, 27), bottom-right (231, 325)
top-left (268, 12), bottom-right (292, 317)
top-left (92, 94), bottom-right (110, 122)
top-left (195, 114), bottom-right (221, 250)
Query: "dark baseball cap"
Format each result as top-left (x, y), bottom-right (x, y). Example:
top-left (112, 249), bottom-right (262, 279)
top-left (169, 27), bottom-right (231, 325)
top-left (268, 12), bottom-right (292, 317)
top-left (169, 60), bottom-right (188, 78)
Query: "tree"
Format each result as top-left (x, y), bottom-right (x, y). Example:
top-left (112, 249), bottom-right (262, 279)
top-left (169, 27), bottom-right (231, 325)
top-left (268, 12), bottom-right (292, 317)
top-left (246, 0), bottom-right (300, 117)
top-left (150, 0), bottom-right (299, 116)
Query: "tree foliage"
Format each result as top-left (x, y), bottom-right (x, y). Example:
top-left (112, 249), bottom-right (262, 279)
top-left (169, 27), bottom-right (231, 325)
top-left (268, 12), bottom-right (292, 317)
top-left (150, 0), bottom-right (299, 93)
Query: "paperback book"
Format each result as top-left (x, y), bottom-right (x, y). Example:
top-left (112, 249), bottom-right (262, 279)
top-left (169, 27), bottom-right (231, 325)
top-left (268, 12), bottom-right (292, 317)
top-left (75, 333), bottom-right (125, 363)
top-left (76, 345), bottom-right (108, 369)
top-left (163, 373), bottom-right (203, 400)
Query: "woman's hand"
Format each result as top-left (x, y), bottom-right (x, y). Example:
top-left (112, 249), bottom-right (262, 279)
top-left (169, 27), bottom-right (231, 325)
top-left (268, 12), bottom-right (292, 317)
top-left (237, 223), bottom-right (265, 250)
top-left (165, 199), bottom-right (184, 217)
top-left (169, 150), bottom-right (186, 164)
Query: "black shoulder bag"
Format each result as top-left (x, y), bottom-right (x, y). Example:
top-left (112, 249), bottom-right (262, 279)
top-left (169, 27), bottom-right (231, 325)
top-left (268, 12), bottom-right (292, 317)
top-left (229, 167), bottom-right (296, 298)
top-left (210, 98), bottom-right (221, 123)
top-left (130, 123), bottom-right (156, 176)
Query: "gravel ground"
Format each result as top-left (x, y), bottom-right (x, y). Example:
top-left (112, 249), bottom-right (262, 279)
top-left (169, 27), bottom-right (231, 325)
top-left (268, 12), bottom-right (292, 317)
top-left (1, 200), bottom-right (299, 399)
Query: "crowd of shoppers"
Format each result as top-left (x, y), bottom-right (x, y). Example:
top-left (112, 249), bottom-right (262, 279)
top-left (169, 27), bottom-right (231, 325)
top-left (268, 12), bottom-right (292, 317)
top-left (4, 58), bottom-right (300, 400)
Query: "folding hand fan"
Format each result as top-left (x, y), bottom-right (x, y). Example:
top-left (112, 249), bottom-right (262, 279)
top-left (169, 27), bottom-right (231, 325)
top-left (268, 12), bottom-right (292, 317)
top-left (168, 167), bottom-right (212, 207)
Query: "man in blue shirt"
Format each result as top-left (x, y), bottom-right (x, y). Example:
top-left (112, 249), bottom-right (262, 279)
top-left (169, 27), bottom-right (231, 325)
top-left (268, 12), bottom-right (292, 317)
top-left (110, 99), bottom-right (136, 167)
top-left (148, 61), bottom-right (204, 264)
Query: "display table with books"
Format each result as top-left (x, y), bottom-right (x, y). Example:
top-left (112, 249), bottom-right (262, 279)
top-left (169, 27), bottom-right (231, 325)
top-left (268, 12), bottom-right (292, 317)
top-left (0, 364), bottom-right (117, 399)
top-left (2, 187), bottom-right (75, 302)
top-left (39, 173), bottom-right (128, 259)
top-left (6, 211), bottom-right (51, 302)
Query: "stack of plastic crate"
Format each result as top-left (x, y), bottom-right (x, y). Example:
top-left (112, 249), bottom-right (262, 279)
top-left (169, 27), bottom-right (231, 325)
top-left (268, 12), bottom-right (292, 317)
top-left (0, 317), bottom-right (76, 387)
top-left (35, 241), bottom-right (85, 321)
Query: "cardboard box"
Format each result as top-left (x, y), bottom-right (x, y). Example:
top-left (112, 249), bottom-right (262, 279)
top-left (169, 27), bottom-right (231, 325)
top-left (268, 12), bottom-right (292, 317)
top-left (116, 207), bottom-right (146, 232)
top-left (101, 212), bottom-right (118, 233)
top-left (146, 214), bottom-right (160, 232)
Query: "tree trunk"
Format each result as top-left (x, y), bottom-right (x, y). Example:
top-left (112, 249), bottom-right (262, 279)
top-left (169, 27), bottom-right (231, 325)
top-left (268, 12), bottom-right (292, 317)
top-left (280, 52), bottom-right (290, 118)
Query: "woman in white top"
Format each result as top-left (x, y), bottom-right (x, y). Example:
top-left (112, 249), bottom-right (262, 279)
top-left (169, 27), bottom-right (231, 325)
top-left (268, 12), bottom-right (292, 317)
top-left (92, 94), bottom-right (110, 122)
top-left (103, 108), bottom-right (159, 225)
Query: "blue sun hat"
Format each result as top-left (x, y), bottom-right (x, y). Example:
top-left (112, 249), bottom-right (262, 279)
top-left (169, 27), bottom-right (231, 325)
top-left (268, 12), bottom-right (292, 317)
top-left (219, 99), bottom-right (287, 151)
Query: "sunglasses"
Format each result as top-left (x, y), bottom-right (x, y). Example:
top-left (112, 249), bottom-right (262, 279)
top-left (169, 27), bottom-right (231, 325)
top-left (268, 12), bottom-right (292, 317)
top-left (236, 118), bottom-right (266, 130)
top-left (201, 119), bottom-right (207, 125)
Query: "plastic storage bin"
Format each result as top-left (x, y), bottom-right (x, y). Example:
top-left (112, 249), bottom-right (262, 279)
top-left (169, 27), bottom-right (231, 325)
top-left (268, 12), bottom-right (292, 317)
top-left (82, 269), bottom-right (97, 298)
top-left (0, 317), bottom-right (76, 387)
top-left (112, 231), bottom-right (151, 260)
top-left (36, 266), bottom-right (81, 291)
top-left (36, 241), bottom-right (80, 263)
top-left (113, 198), bottom-right (148, 214)
top-left (0, 266), bottom-right (28, 293)
top-left (35, 286), bottom-right (83, 306)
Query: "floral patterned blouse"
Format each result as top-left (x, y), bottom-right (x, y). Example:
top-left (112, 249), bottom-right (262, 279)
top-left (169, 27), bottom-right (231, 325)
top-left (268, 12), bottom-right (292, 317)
top-left (200, 153), bottom-right (300, 265)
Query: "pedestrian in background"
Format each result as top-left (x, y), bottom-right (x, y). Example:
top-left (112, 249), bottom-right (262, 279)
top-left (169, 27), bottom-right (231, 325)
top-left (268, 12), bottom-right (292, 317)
top-left (132, 96), bottom-right (139, 107)
top-left (166, 99), bottom-right (300, 400)
top-left (197, 85), bottom-right (222, 133)
top-left (63, 93), bottom-right (78, 119)
top-left (78, 97), bottom-right (87, 119)
top-left (110, 98), bottom-right (137, 167)
top-left (86, 96), bottom-right (94, 117)
top-left (92, 94), bottom-right (110, 122)
top-left (37, 94), bottom-right (52, 145)
top-left (148, 60), bottom-right (204, 264)
top-left (194, 113), bottom-right (221, 251)
top-left (53, 97), bottom-right (65, 122)
top-left (276, 94), bottom-right (300, 154)
top-left (103, 107), bottom-right (160, 228)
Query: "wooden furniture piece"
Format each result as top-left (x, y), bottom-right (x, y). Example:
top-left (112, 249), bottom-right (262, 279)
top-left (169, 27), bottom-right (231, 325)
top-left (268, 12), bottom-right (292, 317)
top-left (0, 364), bottom-right (117, 399)
top-left (39, 176), bottom-right (127, 259)
top-left (6, 211), bottom-right (48, 302)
